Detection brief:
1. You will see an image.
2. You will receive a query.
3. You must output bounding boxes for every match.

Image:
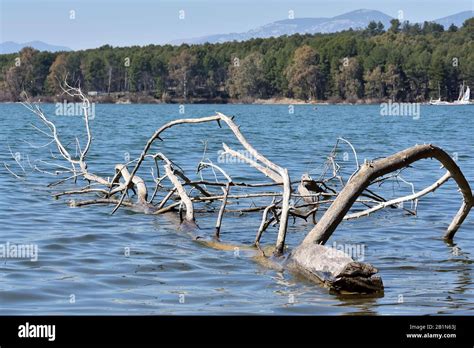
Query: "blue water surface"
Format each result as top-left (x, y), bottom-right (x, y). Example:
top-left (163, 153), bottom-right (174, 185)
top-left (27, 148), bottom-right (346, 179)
top-left (0, 103), bottom-right (473, 315)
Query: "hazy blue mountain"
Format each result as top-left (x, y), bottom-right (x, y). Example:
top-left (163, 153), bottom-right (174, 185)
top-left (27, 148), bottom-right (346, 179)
top-left (0, 41), bottom-right (72, 54)
top-left (245, 9), bottom-right (393, 37)
top-left (330, 8), bottom-right (393, 29)
top-left (172, 9), bottom-right (473, 45)
top-left (433, 10), bottom-right (473, 28)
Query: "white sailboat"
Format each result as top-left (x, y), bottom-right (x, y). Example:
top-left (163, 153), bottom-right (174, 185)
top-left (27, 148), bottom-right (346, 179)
top-left (454, 84), bottom-right (471, 105)
top-left (429, 82), bottom-right (472, 105)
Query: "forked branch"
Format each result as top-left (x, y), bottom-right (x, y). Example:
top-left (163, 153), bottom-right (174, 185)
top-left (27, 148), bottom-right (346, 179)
top-left (302, 144), bottom-right (473, 245)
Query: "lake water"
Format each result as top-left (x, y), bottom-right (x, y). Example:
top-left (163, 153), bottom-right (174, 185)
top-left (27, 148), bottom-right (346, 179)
top-left (0, 103), bottom-right (473, 315)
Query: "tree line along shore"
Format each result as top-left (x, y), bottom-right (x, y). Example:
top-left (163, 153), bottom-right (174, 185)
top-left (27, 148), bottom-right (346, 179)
top-left (0, 19), bottom-right (472, 104)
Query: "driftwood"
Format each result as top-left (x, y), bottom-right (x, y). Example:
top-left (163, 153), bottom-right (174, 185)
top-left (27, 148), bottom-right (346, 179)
top-left (301, 144), bottom-right (473, 245)
top-left (9, 83), bottom-right (473, 294)
top-left (288, 244), bottom-right (383, 293)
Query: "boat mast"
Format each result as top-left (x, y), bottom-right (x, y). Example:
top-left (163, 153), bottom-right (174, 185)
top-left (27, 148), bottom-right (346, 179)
top-left (457, 81), bottom-right (465, 102)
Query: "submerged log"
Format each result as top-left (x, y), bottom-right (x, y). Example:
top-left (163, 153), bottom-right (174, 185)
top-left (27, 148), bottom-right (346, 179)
top-left (288, 244), bottom-right (383, 293)
top-left (175, 224), bottom-right (383, 293)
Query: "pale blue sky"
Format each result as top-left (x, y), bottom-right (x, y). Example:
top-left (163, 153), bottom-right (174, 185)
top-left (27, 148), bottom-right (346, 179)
top-left (1, 0), bottom-right (473, 50)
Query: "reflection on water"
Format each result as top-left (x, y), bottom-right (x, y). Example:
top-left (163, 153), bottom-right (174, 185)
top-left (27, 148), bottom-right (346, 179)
top-left (0, 104), bottom-right (473, 315)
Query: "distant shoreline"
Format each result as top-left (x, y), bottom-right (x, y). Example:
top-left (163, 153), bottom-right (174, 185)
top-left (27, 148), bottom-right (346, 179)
top-left (0, 96), bottom-right (447, 106)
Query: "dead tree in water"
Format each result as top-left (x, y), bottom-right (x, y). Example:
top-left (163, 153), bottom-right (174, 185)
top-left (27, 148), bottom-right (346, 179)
top-left (7, 84), bottom-right (473, 294)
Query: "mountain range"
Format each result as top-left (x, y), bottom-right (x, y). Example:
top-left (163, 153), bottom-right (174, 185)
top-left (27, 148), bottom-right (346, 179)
top-left (0, 41), bottom-right (72, 54)
top-left (1, 9), bottom-right (472, 52)
top-left (171, 9), bottom-right (473, 44)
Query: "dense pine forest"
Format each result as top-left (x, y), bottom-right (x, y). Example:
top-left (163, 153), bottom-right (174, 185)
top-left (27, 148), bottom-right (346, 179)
top-left (0, 19), bottom-right (472, 103)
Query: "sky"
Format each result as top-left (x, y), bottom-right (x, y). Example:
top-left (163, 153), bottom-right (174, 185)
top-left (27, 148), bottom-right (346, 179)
top-left (1, 0), bottom-right (473, 50)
